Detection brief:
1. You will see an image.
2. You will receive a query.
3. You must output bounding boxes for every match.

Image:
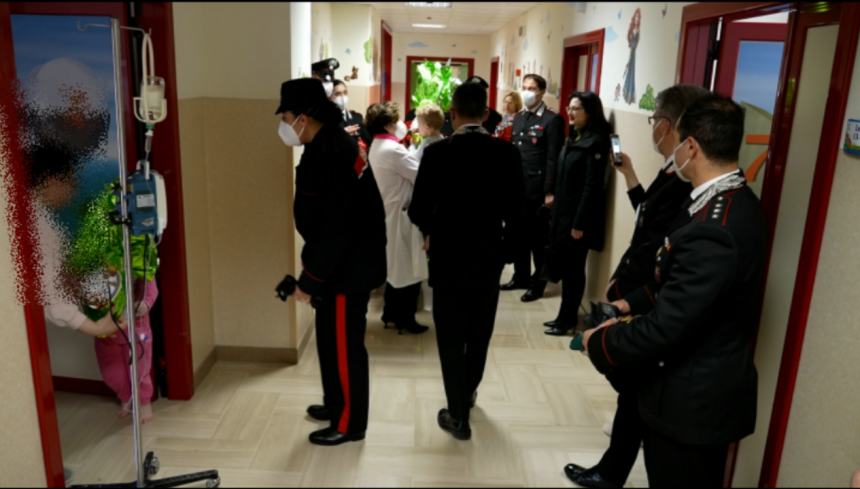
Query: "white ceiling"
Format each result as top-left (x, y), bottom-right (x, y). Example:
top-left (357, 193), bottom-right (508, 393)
top-left (357, 2), bottom-right (536, 35)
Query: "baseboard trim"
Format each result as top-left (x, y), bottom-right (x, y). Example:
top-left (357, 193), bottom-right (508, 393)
top-left (52, 376), bottom-right (114, 398)
top-left (193, 347), bottom-right (218, 388)
top-left (215, 345), bottom-right (298, 364)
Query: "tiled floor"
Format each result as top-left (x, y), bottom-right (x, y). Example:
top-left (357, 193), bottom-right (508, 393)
top-left (57, 266), bottom-right (648, 487)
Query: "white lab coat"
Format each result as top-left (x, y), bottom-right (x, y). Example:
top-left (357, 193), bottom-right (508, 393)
top-left (368, 135), bottom-right (429, 288)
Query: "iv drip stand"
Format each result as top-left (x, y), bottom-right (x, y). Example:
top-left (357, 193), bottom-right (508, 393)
top-left (70, 18), bottom-right (218, 489)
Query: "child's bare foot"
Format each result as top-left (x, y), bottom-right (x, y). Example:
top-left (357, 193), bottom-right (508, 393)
top-left (118, 401), bottom-right (131, 418)
top-left (141, 403), bottom-right (153, 423)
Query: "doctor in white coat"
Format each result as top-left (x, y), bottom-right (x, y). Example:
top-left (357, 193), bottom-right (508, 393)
top-left (366, 101), bottom-right (429, 334)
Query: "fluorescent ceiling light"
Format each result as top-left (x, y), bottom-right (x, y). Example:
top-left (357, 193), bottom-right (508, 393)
top-left (406, 2), bottom-right (452, 8)
top-left (412, 23), bottom-right (447, 28)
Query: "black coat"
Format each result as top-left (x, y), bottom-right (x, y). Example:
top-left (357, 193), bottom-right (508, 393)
top-left (294, 124), bottom-right (387, 295)
top-left (549, 130), bottom-right (609, 252)
top-left (608, 168), bottom-right (692, 310)
top-left (339, 109), bottom-right (371, 147)
top-left (483, 108), bottom-right (503, 136)
top-left (587, 181), bottom-right (767, 445)
top-left (511, 104), bottom-right (565, 201)
top-left (408, 127), bottom-right (524, 289)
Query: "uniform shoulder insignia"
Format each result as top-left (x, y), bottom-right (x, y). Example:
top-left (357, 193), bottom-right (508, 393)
top-left (707, 195), bottom-right (728, 225)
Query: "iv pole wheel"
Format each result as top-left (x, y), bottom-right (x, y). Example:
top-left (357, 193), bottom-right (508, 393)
top-left (206, 477), bottom-right (221, 488)
top-left (146, 455), bottom-right (160, 477)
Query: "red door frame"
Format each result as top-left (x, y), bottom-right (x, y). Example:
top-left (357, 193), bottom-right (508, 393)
top-left (714, 22), bottom-right (789, 98)
top-left (489, 56), bottom-right (499, 111)
top-left (381, 20), bottom-right (393, 102)
top-left (759, 3), bottom-right (860, 486)
top-left (404, 55), bottom-right (474, 114)
top-left (677, 2), bottom-right (860, 486)
top-left (560, 29), bottom-right (604, 131)
top-left (0, 2), bottom-right (193, 484)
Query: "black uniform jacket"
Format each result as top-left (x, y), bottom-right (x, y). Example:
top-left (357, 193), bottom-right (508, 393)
top-left (511, 103), bottom-right (565, 201)
top-left (608, 167), bottom-right (692, 310)
top-left (295, 124), bottom-right (387, 296)
top-left (587, 182), bottom-right (767, 445)
top-left (339, 109), bottom-right (372, 147)
top-left (408, 127), bottom-right (525, 289)
top-left (549, 129), bottom-right (609, 253)
top-left (483, 108), bottom-right (503, 136)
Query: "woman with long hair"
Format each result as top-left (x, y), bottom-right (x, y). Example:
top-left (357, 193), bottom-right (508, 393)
top-left (543, 91), bottom-right (611, 335)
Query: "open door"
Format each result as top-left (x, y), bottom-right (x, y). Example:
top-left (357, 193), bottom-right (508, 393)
top-left (381, 21), bottom-right (393, 102)
top-left (489, 56), bottom-right (499, 111)
top-left (560, 29), bottom-right (604, 131)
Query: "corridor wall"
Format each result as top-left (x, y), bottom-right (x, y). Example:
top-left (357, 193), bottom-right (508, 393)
top-left (490, 1), bottom-right (691, 304)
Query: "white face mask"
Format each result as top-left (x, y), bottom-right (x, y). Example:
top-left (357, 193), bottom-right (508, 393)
top-left (521, 90), bottom-right (537, 109)
top-left (671, 138), bottom-right (692, 183)
top-left (323, 81), bottom-right (334, 98)
top-left (278, 117), bottom-right (305, 147)
top-left (333, 95), bottom-right (348, 111)
top-left (394, 120), bottom-right (408, 141)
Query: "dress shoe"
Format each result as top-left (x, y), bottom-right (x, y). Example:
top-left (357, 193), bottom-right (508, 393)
top-left (500, 279), bottom-right (530, 291)
top-left (543, 318), bottom-right (576, 328)
top-left (308, 427), bottom-right (365, 446)
top-left (545, 324), bottom-right (574, 336)
top-left (520, 288), bottom-right (544, 302)
top-left (306, 404), bottom-right (332, 421)
top-left (381, 314), bottom-right (394, 329)
top-left (437, 408), bottom-right (471, 440)
top-left (571, 466), bottom-right (619, 489)
top-left (563, 463), bottom-right (588, 482)
top-left (397, 322), bottom-right (429, 335)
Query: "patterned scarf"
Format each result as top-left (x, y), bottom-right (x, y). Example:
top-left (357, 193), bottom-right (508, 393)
top-left (688, 171), bottom-right (746, 215)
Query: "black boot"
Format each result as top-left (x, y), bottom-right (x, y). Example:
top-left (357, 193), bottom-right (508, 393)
top-left (437, 408), bottom-right (471, 440)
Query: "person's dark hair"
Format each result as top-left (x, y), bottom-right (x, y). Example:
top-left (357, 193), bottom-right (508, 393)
top-left (523, 73), bottom-right (547, 91)
top-left (569, 90), bottom-right (611, 138)
top-left (465, 76), bottom-right (489, 90)
top-left (25, 140), bottom-right (78, 190)
top-left (333, 79), bottom-right (346, 90)
top-left (655, 84), bottom-right (710, 125)
top-left (451, 81), bottom-right (487, 119)
top-left (677, 93), bottom-right (745, 165)
top-left (365, 101), bottom-right (400, 135)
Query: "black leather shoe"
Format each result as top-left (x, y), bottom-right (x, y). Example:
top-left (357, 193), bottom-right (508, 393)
top-left (500, 279), bottom-right (530, 291)
top-left (437, 408), bottom-right (471, 440)
top-left (571, 466), bottom-right (619, 489)
top-left (543, 318), bottom-right (575, 328)
top-left (563, 463), bottom-right (588, 482)
top-left (381, 314), bottom-right (395, 329)
top-left (397, 322), bottom-right (429, 335)
top-left (306, 404), bottom-right (332, 421)
top-left (521, 288), bottom-right (544, 302)
top-left (308, 427), bottom-right (365, 446)
top-left (545, 325), bottom-right (575, 336)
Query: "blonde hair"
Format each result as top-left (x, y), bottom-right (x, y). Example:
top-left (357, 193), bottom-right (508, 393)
top-left (503, 91), bottom-right (523, 113)
top-left (416, 103), bottom-right (445, 131)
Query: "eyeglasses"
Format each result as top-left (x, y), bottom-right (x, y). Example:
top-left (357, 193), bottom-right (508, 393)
top-left (648, 115), bottom-right (670, 127)
top-left (568, 106), bottom-right (584, 112)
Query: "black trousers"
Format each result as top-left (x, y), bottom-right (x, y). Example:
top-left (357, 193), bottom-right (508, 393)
top-left (315, 290), bottom-right (370, 435)
top-left (642, 425), bottom-right (729, 488)
top-left (513, 199), bottom-right (549, 291)
top-left (594, 388), bottom-right (642, 485)
top-left (382, 281), bottom-right (422, 326)
top-left (433, 281), bottom-right (501, 422)
top-left (556, 241), bottom-right (589, 324)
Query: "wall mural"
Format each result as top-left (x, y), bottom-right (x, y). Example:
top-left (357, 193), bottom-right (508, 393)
top-left (639, 83), bottom-right (656, 111)
top-left (364, 37), bottom-right (372, 64)
top-left (407, 41), bottom-right (429, 49)
top-left (621, 8), bottom-right (641, 105)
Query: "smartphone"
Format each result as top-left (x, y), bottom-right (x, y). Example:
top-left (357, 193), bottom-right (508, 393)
top-left (610, 134), bottom-right (622, 166)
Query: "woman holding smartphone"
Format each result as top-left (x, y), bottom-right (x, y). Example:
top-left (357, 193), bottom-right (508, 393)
top-left (543, 91), bottom-right (611, 336)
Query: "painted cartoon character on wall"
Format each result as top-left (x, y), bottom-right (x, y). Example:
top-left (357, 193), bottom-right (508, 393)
top-left (622, 8), bottom-right (641, 105)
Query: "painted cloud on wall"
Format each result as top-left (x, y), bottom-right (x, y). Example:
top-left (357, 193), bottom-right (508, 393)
top-left (605, 26), bottom-right (619, 43)
top-left (407, 41), bottom-right (429, 49)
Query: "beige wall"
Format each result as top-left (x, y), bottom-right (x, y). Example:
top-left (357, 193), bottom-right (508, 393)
top-left (391, 32), bottom-right (491, 111)
top-left (330, 3), bottom-right (381, 115)
top-left (489, 2), bottom-right (690, 303)
top-left (776, 32), bottom-right (860, 487)
top-left (0, 120), bottom-right (48, 486)
top-left (732, 23), bottom-right (840, 487)
top-left (173, 2), bottom-right (299, 366)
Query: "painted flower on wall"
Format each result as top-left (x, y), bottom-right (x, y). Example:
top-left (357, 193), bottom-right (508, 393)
top-left (364, 38), bottom-right (372, 64)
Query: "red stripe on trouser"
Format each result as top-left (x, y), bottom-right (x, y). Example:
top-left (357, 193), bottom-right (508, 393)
top-left (335, 294), bottom-right (351, 434)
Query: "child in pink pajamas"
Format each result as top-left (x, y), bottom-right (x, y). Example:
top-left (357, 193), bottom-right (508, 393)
top-left (94, 277), bottom-right (159, 422)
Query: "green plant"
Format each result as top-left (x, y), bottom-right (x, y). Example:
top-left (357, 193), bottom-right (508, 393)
top-left (411, 60), bottom-right (459, 112)
top-left (639, 83), bottom-right (656, 111)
